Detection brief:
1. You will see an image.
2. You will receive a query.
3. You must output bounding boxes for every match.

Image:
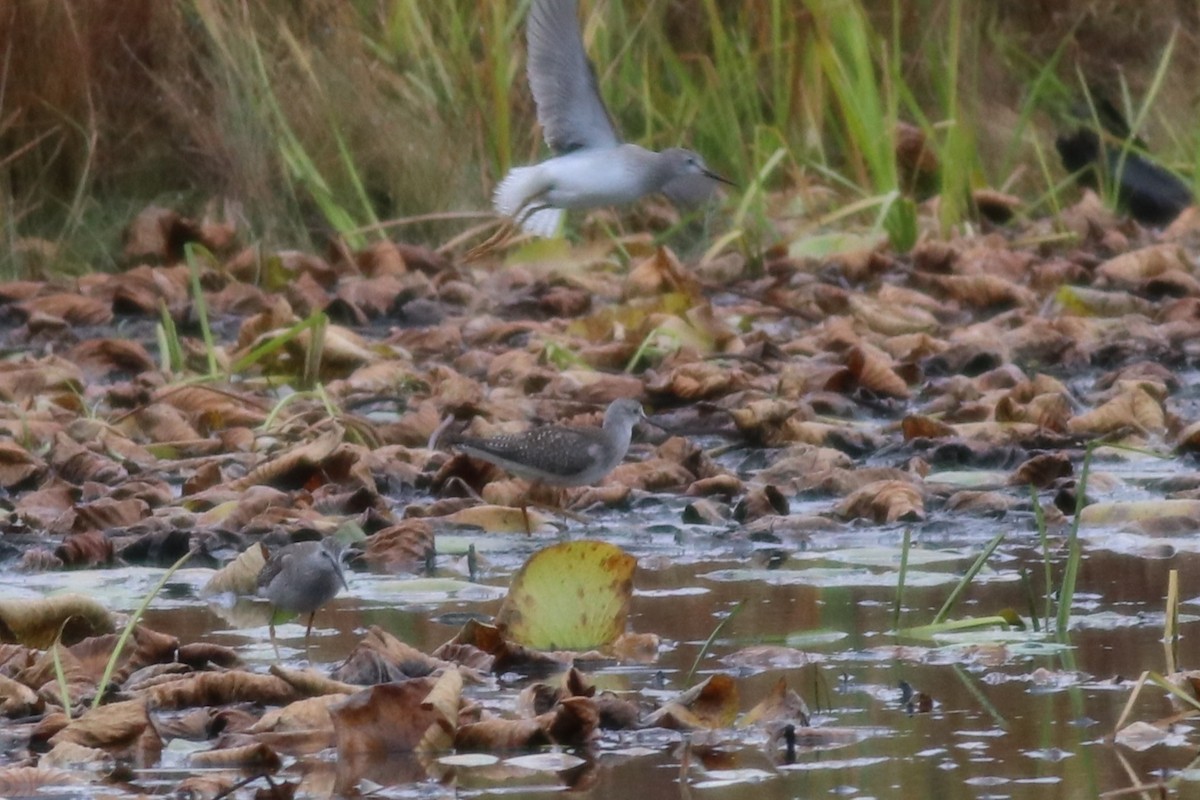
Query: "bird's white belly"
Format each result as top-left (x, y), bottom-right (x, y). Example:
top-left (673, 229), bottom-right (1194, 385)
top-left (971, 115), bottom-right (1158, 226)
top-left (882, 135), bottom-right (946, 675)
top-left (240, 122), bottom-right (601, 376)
top-left (541, 149), bottom-right (645, 208)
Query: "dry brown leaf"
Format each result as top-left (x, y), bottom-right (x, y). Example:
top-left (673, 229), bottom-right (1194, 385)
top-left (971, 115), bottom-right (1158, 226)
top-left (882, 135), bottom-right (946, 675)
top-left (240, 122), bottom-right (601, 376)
top-left (154, 385), bottom-right (268, 431)
top-left (0, 672), bottom-right (41, 718)
top-left (200, 544), bottom-right (267, 598)
top-left (724, 645), bottom-right (819, 670)
top-left (454, 716), bottom-right (551, 751)
top-left (228, 425), bottom-right (344, 491)
top-left (735, 485), bottom-right (788, 522)
top-left (837, 344), bottom-right (910, 398)
top-left (994, 392), bottom-right (1072, 431)
top-left (836, 480), bottom-right (926, 523)
top-left (644, 673), bottom-right (739, 730)
top-left (1067, 385), bottom-right (1165, 436)
top-left (189, 741), bottom-right (282, 769)
top-left (738, 676), bottom-right (810, 728)
top-left (332, 626), bottom-right (454, 685)
top-left (1009, 453), bottom-right (1072, 488)
top-left (434, 619), bottom-right (568, 674)
top-left (442, 504), bottom-right (554, 534)
top-left (49, 699), bottom-right (152, 751)
top-left (0, 441), bottom-right (44, 489)
top-left (536, 695), bottom-right (599, 746)
top-left (331, 679), bottom-right (441, 756)
top-left (647, 361), bottom-right (748, 400)
top-left (39, 740), bottom-right (114, 770)
top-left (901, 415), bottom-right (955, 440)
top-left (363, 520), bottom-right (435, 571)
top-left (247, 694), bottom-right (344, 737)
top-left (848, 293), bottom-right (938, 336)
top-left (1096, 244), bottom-right (1188, 287)
top-left (0, 357), bottom-right (84, 403)
top-left (607, 458), bottom-right (694, 491)
top-left (943, 491), bottom-right (1017, 517)
top-left (66, 339), bottom-right (156, 380)
top-left (609, 631), bottom-right (661, 663)
top-left (0, 766), bottom-right (86, 795)
top-left (64, 626), bottom-right (179, 691)
top-left (731, 399), bottom-right (814, 447)
top-left (925, 273), bottom-right (1036, 309)
top-left (0, 594), bottom-right (115, 648)
top-left (19, 293), bottom-right (114, 326)
top-left (624, 246), bottom-right (702, 299)
top-left (145, 671), bottom-right (302, 710)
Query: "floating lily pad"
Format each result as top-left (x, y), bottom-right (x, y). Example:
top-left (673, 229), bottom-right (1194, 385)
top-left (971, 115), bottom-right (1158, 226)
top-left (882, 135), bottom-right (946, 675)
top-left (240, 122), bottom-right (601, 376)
top-left (495, 540), bottom-right (636, 651)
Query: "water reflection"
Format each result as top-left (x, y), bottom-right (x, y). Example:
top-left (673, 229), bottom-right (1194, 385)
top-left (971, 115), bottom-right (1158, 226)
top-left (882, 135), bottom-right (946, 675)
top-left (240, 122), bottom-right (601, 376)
top-left (5, 532), bottom-right (1199, 798)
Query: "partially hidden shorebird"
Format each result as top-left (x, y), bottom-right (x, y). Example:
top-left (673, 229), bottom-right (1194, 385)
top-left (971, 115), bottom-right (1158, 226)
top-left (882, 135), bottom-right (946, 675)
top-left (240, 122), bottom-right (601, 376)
top-left (456, 398), bottom-right (646, 528)
top-left (257, 537), bottom-right (349, 659)
top-left (494, 0), bottom-right (734, 237)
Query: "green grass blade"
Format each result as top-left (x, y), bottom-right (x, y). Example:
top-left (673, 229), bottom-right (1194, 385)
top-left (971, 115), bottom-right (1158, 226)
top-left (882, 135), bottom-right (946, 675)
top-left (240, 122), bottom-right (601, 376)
top-left (932, 529), bottom-right (1006, 625)
top-left (91, 550), bottom-right (193, 710)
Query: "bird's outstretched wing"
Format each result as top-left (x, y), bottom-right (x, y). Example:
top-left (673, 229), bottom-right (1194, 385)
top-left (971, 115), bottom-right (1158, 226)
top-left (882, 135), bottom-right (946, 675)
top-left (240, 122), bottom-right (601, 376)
top-left (526, 0), bottom-right (621, 155)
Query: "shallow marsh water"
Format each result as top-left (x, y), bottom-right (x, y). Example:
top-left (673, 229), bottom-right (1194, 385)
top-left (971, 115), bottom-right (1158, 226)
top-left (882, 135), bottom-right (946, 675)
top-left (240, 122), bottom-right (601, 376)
top-left (7, 480), bottom-right (1199, 799)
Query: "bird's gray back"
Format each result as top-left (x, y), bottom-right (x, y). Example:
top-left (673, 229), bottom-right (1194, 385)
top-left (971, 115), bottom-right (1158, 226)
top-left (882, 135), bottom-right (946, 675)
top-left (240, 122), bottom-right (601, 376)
top-left (526, 0), bottom-right (621, 155)
top-left (460, 425), bottom-right (614, 485)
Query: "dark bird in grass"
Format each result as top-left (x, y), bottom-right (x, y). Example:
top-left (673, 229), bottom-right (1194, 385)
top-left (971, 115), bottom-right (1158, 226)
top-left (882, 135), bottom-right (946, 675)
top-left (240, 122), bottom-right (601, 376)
top-left (1056, 95), bottom-right (1193, 226)
top-left (257, 538), bottom-right (349, 659)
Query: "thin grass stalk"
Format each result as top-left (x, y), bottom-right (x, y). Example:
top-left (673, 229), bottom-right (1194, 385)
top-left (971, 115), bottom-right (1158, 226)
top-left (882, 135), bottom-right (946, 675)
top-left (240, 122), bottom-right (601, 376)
top-left (685, 599), bottom-right (745, 688)
top-left (1109, 29), bottom-right (1178, 205)
top-left (228, 310), bottom-right (328, 375)
top-left (1031, 484), bottom-right (1052, 629)
top-left (184, 244), bottom-right (218, 377)
top-left (91, 550), bottom-right (193, 710)
top-left (893, 526), bottom-right (911, 631)
top-left (52, 619), bottom-right (74, 721)
top-left (1055, 444), bottom-right (1094, 640)
top-left (1020, 567), bottom-right (1040, 633)
top-left (157, 300), bottom-right (184, 374)
top-left (244, 25), bottom-right (366, 248)
top-left (301, 312), bottom-right (327, 391)
top-left (932, 529), bottom-right (1005, 625)
top-left (275, 27), bottom-right (382, 239)
top-left (951, 663), bottom-right (1009, 730)
top-left (1165, 569), bottom-right (1179, 676)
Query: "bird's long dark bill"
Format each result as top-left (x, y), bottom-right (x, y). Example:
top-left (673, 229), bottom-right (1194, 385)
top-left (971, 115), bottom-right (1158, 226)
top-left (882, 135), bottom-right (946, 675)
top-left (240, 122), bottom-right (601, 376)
top-left (703, 168), bottom-right (736, 187)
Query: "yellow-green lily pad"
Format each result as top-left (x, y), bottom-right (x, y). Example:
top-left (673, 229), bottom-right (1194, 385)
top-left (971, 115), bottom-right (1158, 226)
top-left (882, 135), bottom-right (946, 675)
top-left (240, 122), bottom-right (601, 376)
top-left (495, 540), bottom-right (636, 651)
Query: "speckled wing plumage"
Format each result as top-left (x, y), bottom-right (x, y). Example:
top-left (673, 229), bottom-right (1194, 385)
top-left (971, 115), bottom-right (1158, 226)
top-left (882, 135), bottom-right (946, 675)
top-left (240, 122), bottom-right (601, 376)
top-left (256, 544), bottom-right (289, 592)
top-left (459, 425), bottom-right (612, 486)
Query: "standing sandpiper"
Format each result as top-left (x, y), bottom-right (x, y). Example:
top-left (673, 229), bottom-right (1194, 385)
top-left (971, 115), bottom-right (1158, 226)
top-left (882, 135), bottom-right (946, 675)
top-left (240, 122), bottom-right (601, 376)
top-left (257, 538), bottom-right (349, 659)
top-left (457, 398), bottom-right (646, 528)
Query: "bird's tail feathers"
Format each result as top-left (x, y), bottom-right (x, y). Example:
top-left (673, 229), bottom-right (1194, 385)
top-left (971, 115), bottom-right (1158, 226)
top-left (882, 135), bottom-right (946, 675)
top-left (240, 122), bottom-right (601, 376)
top-left (493, 166), bottom-right (562, 237)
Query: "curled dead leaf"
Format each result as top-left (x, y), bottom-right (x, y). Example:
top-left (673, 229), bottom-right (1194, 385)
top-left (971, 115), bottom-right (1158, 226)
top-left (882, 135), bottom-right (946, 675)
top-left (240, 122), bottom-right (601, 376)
top-left (455, 716), bottom-right (550, 752)
top-left (332, 626), bottom-right (454, 685)
top-left (331, 679), bottom-right (441, 756)
top-left (836, 480), bottom-right (926, 523)
top-left (145, 671), bottom-right (302, 710)
top-left (1067, 385), bottom-right (1165, 436)
top-left (738, 676), bottom-right (810, 729)
top-left (0, 594), bottom-right (115, 648)
top-left (644, 674), bottom-right (738, 730)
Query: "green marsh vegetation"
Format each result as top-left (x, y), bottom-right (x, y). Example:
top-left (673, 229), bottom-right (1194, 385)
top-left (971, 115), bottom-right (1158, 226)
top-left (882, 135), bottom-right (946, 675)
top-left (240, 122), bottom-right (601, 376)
top-left (1, 0), bottom-right (1197, 276)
